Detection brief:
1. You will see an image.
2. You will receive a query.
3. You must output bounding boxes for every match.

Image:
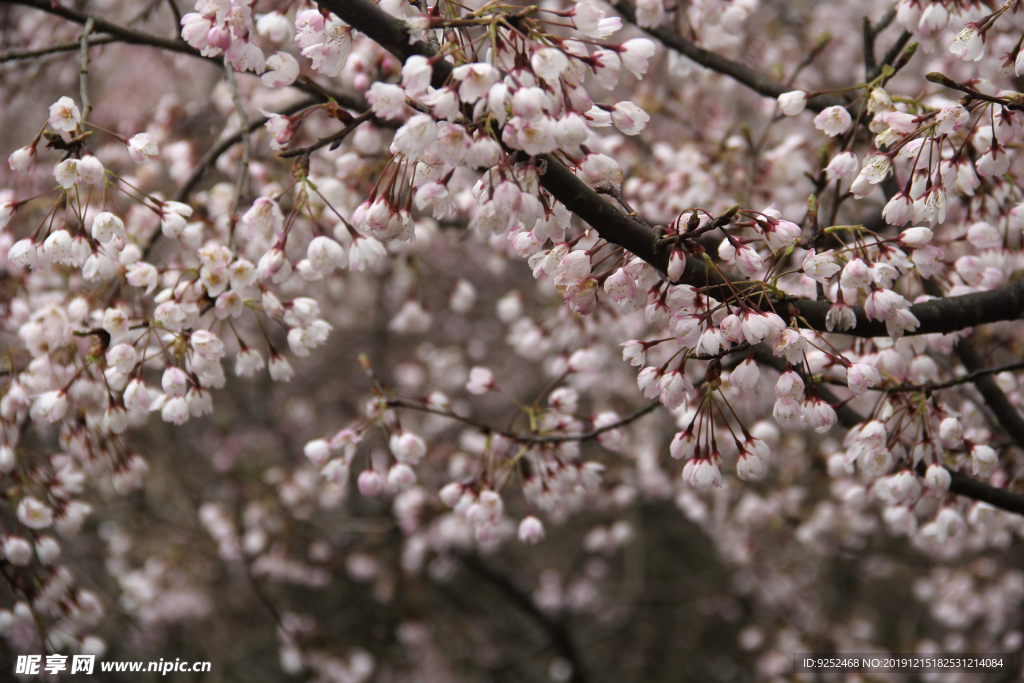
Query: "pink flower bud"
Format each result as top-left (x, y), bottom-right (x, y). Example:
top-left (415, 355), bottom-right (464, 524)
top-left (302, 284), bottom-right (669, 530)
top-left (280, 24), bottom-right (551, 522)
top-left (304, 439), bottom-right (332, 467)
top-left (777, 90), bottom-right (807, 116)
top-left (517, 516), bottom-right (545, 544)
top-left (357, 469), bottom-right (384, 497)
top-left (466, 367), bottom-right (495, 395)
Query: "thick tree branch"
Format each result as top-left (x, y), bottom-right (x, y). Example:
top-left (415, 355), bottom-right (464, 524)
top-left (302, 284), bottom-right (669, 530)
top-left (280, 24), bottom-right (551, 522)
top-left (954, 340), bottom-right (1024, 451)
top-left (610, 0), bottom-right (847, 112)
top-left (322, 0), bottom-right (1024, 342)
top-left (791, 277), bottom-right (1024, 337)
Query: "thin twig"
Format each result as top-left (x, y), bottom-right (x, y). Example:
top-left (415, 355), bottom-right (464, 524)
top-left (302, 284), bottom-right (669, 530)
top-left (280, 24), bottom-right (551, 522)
top-left (1, 35), bottom-right (115, 62)
top-left (278, 110), bottom-right (376, 159)
top-left (166, 0), bottom-right (183, 30)
top-left (384, 396), bottom-right (662, 444)
top-left (862, 3), bottom-right (898, 78)
top-left (79, 18), bottom-right (95, 120)
top-left (927, 71), bottom-right (1024, 113)
top-left (869, 30), bottom-right (913, 82)
top-left (223, 56), bottom-right (251, 219)
top-left (880, 357), bottom-right (1024, 394)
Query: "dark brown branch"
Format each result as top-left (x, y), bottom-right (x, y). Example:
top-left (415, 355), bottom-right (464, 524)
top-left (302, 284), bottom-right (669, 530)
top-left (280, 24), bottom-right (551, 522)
top-left (863, 3), bottom-right (900, 79)
top-left (455, 552), bottom-right (590, 683)
top-left (868, 30), bottom-right (912, 82)
top-left (3, 0), bottom-right (202, 57)
top-left (944, 463), bottom-right (1024, 515)
top-left (524, 401), bottom-right (662, 444)
top-left (166, 0), bottom-right (182, 28)
top-left (0, 34), bottom-right (116, 62)
top-left (863, 18), bottom-right (878, 77)
top-left (674, 245), bottom-right (1024, 338)
top-left (954, 340), bottom-right (1024, 452)
top-left (792, 277), bottom-right (1024, 338)
top-left (927, 71), bottom-right (1024, 113)
top-left (610, 0), bottom-right (848, 112)
top-left (278, 110), bottom-right (375, 158)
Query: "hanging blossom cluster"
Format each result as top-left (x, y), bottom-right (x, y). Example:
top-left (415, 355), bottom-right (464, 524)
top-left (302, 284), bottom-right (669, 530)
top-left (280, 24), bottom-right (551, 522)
top-left (8, 0), bottom-right (1024, 676)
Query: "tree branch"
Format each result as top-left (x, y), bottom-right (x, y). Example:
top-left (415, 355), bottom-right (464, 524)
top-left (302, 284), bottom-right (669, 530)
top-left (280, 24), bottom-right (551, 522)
top-left (1, 34), bottom-right (115, 62)
top-left (384, 396), bottom-right (661, 445)
top-left (78, 18), bottom-right (95, 120)
top-left (927, 71), bottom-right (1024, 113)
top-left (278, 110), bottom-right (375, 158)
top-left (872, 356), bottom-right (1024, 394)
top-left (455, 552), bottom-right (591, 683)
top-left (954, 340), bottom-right (1024, 452)
top-left (862, 3), bottom-right (901, 80)
top-left (610, 0), bottom-right (848, 112)
top-left (868, 29), bottom-right (912, 82)
top-left (3, 0), bottom-right (201, 58)
top-left (2, 0), bottom-right (365, 110)
top-left (791, 277), bottom-right (1024, 338)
